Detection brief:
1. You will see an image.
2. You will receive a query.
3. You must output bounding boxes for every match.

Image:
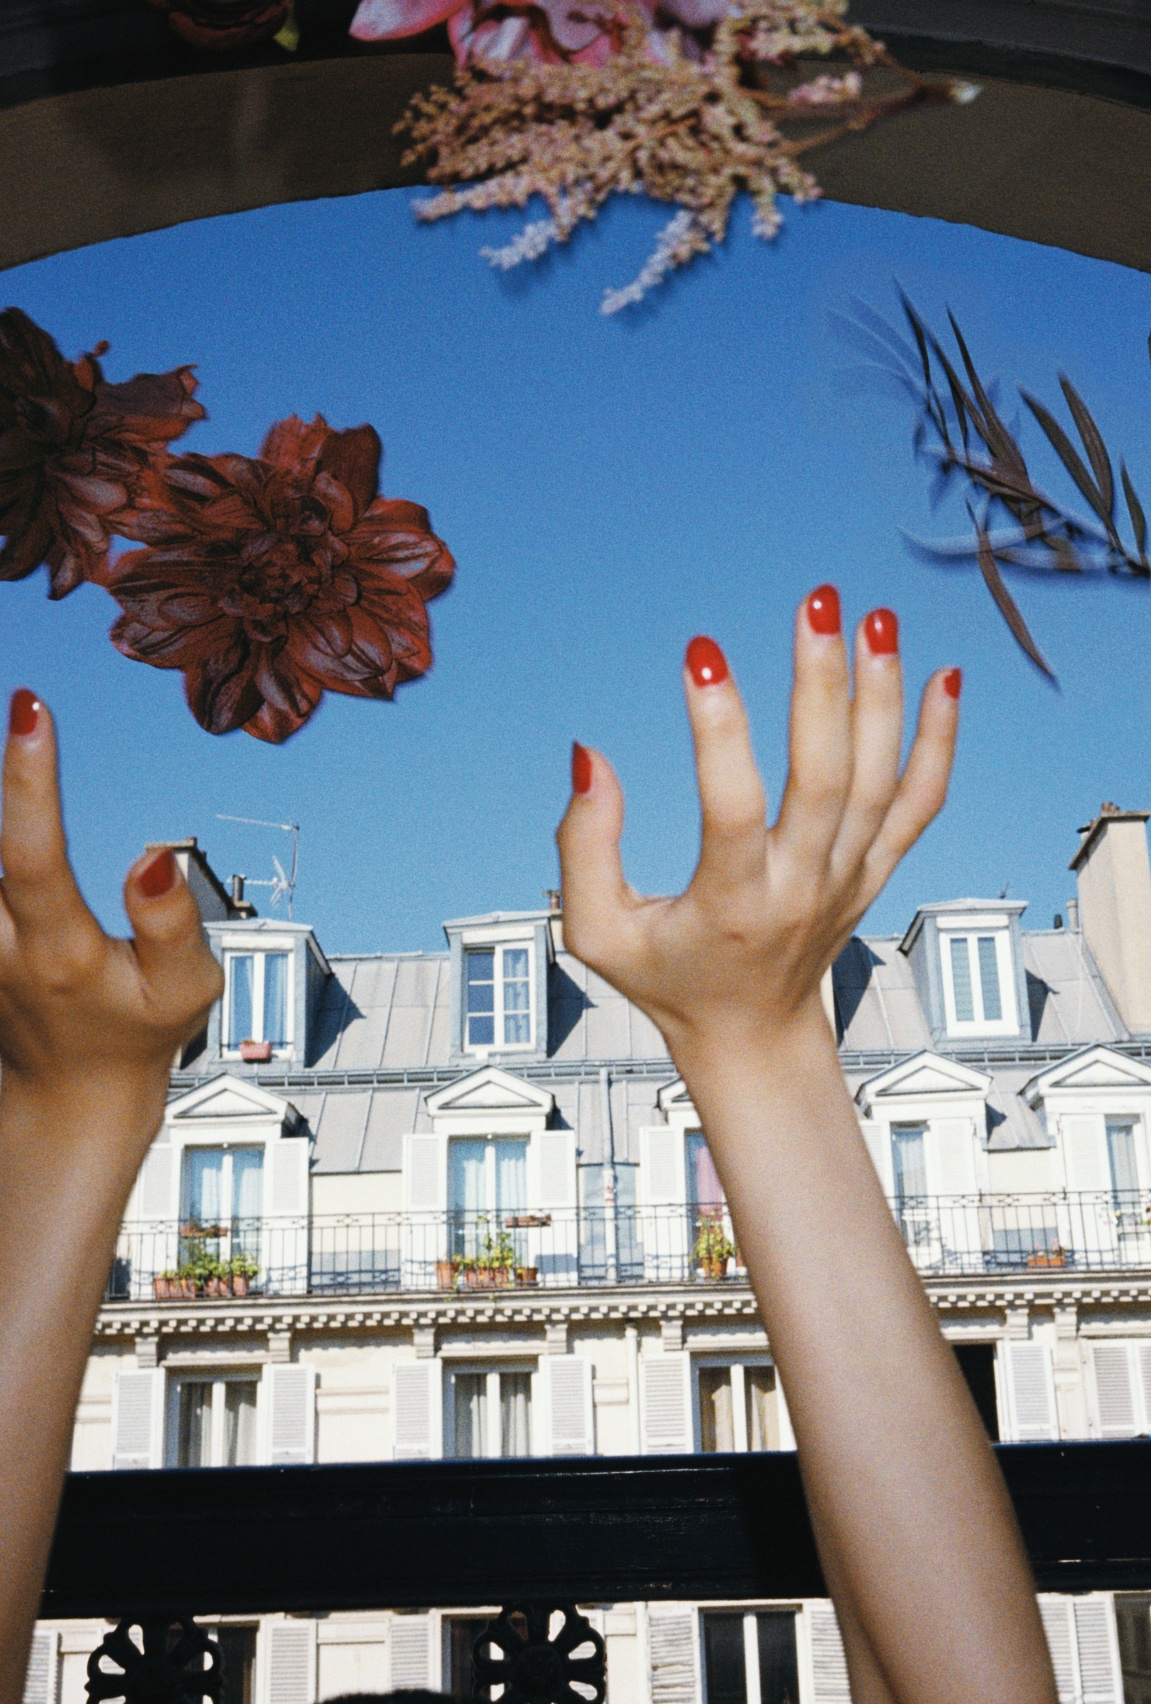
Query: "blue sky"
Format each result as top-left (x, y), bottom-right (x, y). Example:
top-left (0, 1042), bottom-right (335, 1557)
top-left (2, 187), bottom-right (1150, 953)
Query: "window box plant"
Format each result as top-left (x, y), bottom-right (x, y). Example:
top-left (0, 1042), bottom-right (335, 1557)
top-left (693, 1217), bottom-right (736, 1280)
top-left (239, 1038), bottom-right (273, 1063)
top-left (515, 1266), bottom-right (539, 1286)
top-left (153, 1273), bottom-right (200, 1300)
top-left (1026, 1245), bottom-right (1068, 1268)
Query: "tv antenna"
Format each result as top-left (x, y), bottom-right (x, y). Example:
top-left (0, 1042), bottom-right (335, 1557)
top-left (216, 815), bottom-right (300, 919)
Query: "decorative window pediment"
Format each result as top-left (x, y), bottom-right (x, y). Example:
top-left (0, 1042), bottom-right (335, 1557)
top-left (856, 1051), bottom-right (992, 1116)
top-left (425, 1065), bottom-right (554, 1134)
top-left (1023, 1045), bottom-right (1151, 1107)
top-left (166, 1073), bottom-right (299, 1129)
top-left (656, 1078), bottom-right (699, 1130)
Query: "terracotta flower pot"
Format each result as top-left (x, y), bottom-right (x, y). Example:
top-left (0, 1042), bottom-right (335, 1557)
top-left (515, 1267), bottom-right (539, 1286)
top-left (239, 1039), bottom-right (273, 1063)
top-left (153, 1276), bottom-right (201, 1299)
top-left (1026, 1249), bottom-right (1067, 1268)
top-left (465, 1267), bottom-right (514, 1289)
top-left (436, 1260), bottom-right (459, 1289)
top-left (698, 1258), bottom-right (728, 1280)
top-left (202, 1275), bottom-right (231, 1297)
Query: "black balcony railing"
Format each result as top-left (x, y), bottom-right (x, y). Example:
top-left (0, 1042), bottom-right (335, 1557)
top-left (102, 1193), bottom-right (1151, 1303)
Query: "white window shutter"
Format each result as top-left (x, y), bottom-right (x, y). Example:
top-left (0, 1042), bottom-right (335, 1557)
top-left (640, 1353), bottom-right (692, 1453)
top-left (1093, 1345), bottom-right (1137, 1438)
top-left (112, 1369), bottom-right (163, 1469)
top-left (648, 1610), bottom-right (697, 1704)
top-left (268, 1366), bottom-right (316, 1465)
top-left (808, 1602), bottom-right (851, 1704)
top-left (1039, 1598), bottom-right (1077, 1704)
top-left (639, 1128), bottom-right (687, 1206)
top-left (137, 1142), bottom-right (174, 1217)
top-left (1074, 1598), bottom-right (1122, 1704)
top-left (264, 1621), bottom-right (315, 1704)
top-left (1138, 1345), bottom-right (1151, 1432)
top-left (389, 1614), bottom-right (433, 1690)
top-left (22, 1632), bottom-right (56, 1704)
top-left (267, 1139), bottom-right (309, 1213)
top-left (542, 1355), bottom-right (594, 1456)
top-left (392, 1360), bottom-right (443, 1459)
top-left (1004, 1343), bottom-right (1058, 1441)
top-left (402, 1133), bottom-right (448, 1211)
top-left (1061, 1116), bottom-right (1110, 1191)
top-left (928, 1116), bottom-right (979, 1195)
top-left (536, 1130), bottom-right (577, 1209)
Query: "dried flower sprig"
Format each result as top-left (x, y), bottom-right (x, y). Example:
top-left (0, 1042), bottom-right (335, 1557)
top-left (397, 0), bottom-right (971, 311)
top-left (851, 293), bottom-right (1149, 679)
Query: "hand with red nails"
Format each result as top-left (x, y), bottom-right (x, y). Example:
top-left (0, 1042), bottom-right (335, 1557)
top-left (559, 594), bottom-right (1054, 1704)
top-left (0, 690), bottom-right (222, 1704)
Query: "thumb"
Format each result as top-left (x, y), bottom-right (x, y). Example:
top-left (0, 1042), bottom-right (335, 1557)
top-left (555, 743), bottom-right (638, 972)
top-left (123, 847), bottom-right (224, 1019)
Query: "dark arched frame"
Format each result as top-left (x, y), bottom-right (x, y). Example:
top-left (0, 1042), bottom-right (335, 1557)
top-left (1, 0), bottom-right (1150, 274)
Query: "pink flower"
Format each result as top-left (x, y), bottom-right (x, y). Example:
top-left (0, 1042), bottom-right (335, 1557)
top-left (350, 0), bottom-right (728, 63)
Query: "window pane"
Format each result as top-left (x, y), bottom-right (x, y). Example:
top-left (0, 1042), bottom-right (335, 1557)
top-left (231, 1148), bottom-right (264, 1259)
top-left (1108, 1119), bottom-right (1140, 1199)
top-left (182, 1148), bottom-right (225, 1228)
top-left (214, 1628), bottom-right (257, 1704)
top-left (177, 1381), bottom-right (213, 1468)
top-left (891, 1125), bottom-right (927, 1200)
top-left (228, 955), bottom-right (254, 1044)
top-left (699, 1366), bottom-right (735, 1453)
top-left (687, 1132), bottom-right (725, 1211)
top-left (745, 1365), bottom-right (778, 1451)
top-left (701, 1612), bottom-right (747, 1704)
top-left (449, 1140), bottom-right (486, 1258)
top-left (453, 1372), bottom-right (486, 1458)
top-left (949, 936), bottom-right (974, 1022)
top-left (262, 952), bottom-right (289, 1046)
top-left (223, 1381), bottom-right (259, 1466)
top-left (466, 951), bottom-right (495, 1047)
top-left (500, 1371), bottom-right (532, 1456)
top-left (977, 936), bottom-right (1002, 1021)
top-left (495, 1140), bottom-right (527, 1214)
top-left (448, 1618), bottom-right (491, 1699)
top-left (756, 1611), bottom-right (800, 1704)
top-left (502, 947), bottom-right (531, 1045)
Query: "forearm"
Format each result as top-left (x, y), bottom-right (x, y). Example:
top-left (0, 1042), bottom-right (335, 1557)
top-left (0, 1077), bottom-right (167, 1704)
top-left (673, 1001), bottom-right (1056, 1704)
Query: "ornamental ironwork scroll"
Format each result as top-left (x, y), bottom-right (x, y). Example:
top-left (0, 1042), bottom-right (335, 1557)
top-left (473, 1604), bottom-right (607, 1703)
top-left (86, 1618), bottom-right (222, 1704)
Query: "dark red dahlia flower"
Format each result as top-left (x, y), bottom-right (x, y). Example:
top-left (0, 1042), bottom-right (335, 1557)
top-left (0, 307), bottom-right (204, 598)
top-left (99, 415), bottom-right (455, 744)
top-left (145, 0), bottom-right (292, 50)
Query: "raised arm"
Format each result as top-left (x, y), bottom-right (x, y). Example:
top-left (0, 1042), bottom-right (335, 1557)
top-left (556, 590), bottom-right (1057, 1704)
top-left (0, 691), bottom-right (223, 1704)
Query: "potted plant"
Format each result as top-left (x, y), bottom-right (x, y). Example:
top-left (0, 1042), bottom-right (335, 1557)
top-left (153, 1270), bottom-right (200, 1300)
top-left (515, 1265), bottom-right (539, 1286)
top-left (693, 1217), bottom-right (735, 1280)
top-left (436, 1257), bottom-right (466, 1289)
top-left (1026, 1244), bottom-right (1067, 1268)
top-left (466, 1223), bottom-right (517, 1288)
top-left (239, 1038), bottom-right (273, 1062)
top-left (226, 1252), bottom-right (260, 1296)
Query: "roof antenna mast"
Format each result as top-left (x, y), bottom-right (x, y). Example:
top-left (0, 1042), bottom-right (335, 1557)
top-left (216, 815), bottom-right (300, 920)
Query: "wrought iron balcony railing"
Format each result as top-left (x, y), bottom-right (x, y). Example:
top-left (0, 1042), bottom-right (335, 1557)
top-left (102, 1193), bottom-right (1151, 1303)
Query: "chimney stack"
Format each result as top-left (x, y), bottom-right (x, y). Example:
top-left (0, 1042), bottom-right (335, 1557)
top-left (1069, 805), bottom-right (1151, 1034)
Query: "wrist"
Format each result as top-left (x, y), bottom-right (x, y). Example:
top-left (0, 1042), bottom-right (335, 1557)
top-left (665, 989), bottom-right (838, 1085)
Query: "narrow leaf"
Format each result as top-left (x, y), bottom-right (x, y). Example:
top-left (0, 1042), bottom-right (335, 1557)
top-left (1022, 391), bottom-right (1111, 527)
top-left (1122, 461), bottom-right (1150, 569)
top-left (971, 509), bottom-right (1057, 680)
top-left (1058, 375), bottom-right (1114, 520)
top-left (947, 311), bottom-right (1027, 479)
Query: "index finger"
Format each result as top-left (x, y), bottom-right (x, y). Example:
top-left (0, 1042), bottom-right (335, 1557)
top-left (0, 690), bottom-right (91, 938)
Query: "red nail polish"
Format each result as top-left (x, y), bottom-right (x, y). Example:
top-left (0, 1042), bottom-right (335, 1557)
top-left (138, 848), bottom-right (176, 898)
top-left (807, 585), bottom-right (841, 636)
top-left (572, 742), bottom-right (593, 795)
top-left (9, 689), bottom-right (40, 736)
top-left (943, 667), bottom-right (963, 700)
top-left (686, 636), bottom-right (729, 688)
top-left (864, 608), bottom-right (899, 656)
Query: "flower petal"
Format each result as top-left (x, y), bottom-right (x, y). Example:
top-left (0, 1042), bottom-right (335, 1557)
top-left (316, 424), bottom-right (381, 519)
top-left (350, 0), bottom-right (463, 39)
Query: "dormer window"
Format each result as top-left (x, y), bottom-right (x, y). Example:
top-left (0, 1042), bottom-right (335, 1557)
top-left (225, 950), bottom-right (291, 1051)
top-left (465, 946), bottom-right (532, 1050)
top-left (939, 921), bottom-right (1018, 1037)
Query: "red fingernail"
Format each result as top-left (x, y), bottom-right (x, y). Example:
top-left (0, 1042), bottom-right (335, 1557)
top-left (864, 608), bottom-right (899, 655)
top-left (572, 742), bottom-right (593, 795)
top-left (686, 636), bottom-right (729, 688)
top-left (9, 689), bottom-right (40, 736)
top-left (943, 667), bottom-right (963, 700)
top-left (138, 848), bottom-right (176, 898)
top-left (807, 585), bottom-right (841, 636)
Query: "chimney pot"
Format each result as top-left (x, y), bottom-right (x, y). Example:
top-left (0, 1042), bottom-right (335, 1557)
top-left (231, 874), bottom-right (245, 904)
top-left (1054, 913), bottom-right (1063, 930)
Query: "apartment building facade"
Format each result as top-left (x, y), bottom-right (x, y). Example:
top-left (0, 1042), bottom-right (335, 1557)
top-left (29, 807), bottom-right (1151, 1704)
